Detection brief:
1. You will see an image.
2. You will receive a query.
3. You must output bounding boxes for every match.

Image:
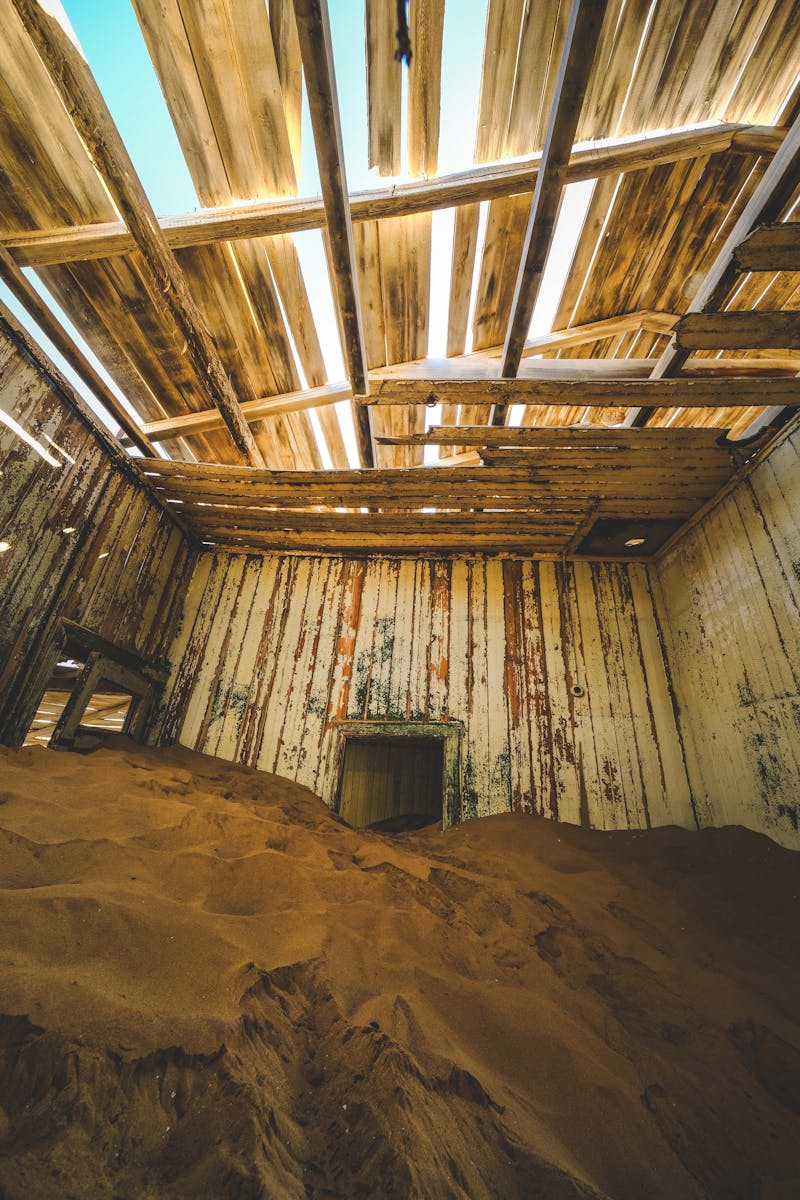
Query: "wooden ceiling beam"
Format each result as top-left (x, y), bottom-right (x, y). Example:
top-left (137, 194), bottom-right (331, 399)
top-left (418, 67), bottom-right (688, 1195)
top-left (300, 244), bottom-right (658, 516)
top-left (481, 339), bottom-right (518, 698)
top-left (363, 377), bottom-right (800, 407)
top-left (293, 0), bottom-right (373, 467)
top-left (675, 310), bottom-right (800, 351)
top-left (2, 125), bottom-right (780, 269)
top-left (374, 425), bottom-right (732, 448)
top-left (10, 0), bottom-right (265, 467)
top-left (499, 0), bottom-right (609, 395)
top-left (735, 222), bottom-right (800, 272)
top-left (0, 244), bottom-right (155, 457)
top-left (132, 358), bottom-right (800, 445)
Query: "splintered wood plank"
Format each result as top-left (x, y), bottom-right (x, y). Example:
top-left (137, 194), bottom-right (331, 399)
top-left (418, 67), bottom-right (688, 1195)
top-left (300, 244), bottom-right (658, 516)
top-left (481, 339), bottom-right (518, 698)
top-left (407, 0), bottom-right (445, 178)
top-left (365, 0), bottom-right (401, 176)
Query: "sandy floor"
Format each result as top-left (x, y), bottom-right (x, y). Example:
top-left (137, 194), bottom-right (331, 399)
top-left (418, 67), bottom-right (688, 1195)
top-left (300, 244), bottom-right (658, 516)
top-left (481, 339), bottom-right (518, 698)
top-left (0, 738), bottom-right (798, 1199)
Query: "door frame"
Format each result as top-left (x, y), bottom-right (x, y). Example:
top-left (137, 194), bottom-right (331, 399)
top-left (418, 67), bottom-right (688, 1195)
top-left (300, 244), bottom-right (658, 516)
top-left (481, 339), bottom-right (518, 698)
top-left (323, 719), bottom-right (464, 827)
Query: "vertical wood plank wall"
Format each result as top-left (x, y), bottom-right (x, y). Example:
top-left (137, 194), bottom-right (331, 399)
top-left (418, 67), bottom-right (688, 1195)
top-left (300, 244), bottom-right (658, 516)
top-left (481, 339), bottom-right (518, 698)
top-left (160, 554), bottom-right (695, 831)
top-left (0, 313), bottom-right (190, 746)
top-left (651, 423), bottom-right (800, 849)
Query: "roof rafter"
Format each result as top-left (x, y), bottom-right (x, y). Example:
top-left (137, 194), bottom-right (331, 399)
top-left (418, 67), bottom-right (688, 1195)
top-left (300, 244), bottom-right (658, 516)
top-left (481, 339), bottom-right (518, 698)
top-left (9, 0), bottom-right (265, 468)
top-left (293, 0), bottom-right (373, 468)
top-left (499, 0), bottom-right (610, 401)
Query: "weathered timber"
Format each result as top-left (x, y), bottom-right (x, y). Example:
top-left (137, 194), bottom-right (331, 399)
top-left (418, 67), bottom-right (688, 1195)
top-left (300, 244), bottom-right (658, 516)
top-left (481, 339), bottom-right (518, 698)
top-left (374, 425), bottom-right (733, 448)
top-left (363, 377), bottom-right (800, 407)
top-left (500, 0), bottom-right (609, 385)
top-left (0, 244), bottom-right (155, 457)
top-left (0, 125), bottom-right (779, 269)
top-left (675, 310), bottom-right (800, 351)
top-left (10, 0), bottom-right (264, 467)
top-left (136, 382), bottom-right (351, 443)
top-left (735, 222), bottom-right (800, 271)
top-left (293, 0), bottom-right (372, 467)
top-left (651, 110), bottom-right (800, 381)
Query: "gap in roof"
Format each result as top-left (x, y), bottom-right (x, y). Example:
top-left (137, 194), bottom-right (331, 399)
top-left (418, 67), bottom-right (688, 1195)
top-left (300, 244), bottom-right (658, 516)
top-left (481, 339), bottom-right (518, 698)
top-left (62, 0), bottom-right (197, 214)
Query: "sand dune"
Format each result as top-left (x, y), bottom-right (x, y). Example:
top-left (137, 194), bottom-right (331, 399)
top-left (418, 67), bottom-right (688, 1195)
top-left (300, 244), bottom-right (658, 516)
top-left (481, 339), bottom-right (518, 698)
top-left (0, 739), bottom-right (799, 1198)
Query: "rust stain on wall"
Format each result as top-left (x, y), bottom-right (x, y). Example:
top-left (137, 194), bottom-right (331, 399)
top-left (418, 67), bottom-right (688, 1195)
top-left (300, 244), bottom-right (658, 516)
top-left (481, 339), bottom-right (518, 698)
top-left (159, 550), bottom-right (694, 831)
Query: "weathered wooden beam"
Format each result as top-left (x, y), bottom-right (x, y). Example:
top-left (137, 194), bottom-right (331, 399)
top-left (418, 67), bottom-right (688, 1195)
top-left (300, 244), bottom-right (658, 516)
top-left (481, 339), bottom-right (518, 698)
top-left (500, 0), bottom-right (609, 390)
top-left (363, 376), bottom-right (800, 407)
top-left (1, 125), bottom-right (779, 269)
top-left (374, 425), bottom-right (732, 448)
top-left (10, 0), bottom-right (265, 467)
top-left (651, 110), bottom-right (800, 381)
top-left (138, 382), bottom-right (351, 443)
top-left (675, 310), bottom-right (800, 351)
top-left (0, 244), bottom-right (155, 456)
top-left (735, 222), bottom-right (800, 271)
top-left (293, 0), bottom-right (373, 467)
top-left (130, 358), bottom-right (800, 446)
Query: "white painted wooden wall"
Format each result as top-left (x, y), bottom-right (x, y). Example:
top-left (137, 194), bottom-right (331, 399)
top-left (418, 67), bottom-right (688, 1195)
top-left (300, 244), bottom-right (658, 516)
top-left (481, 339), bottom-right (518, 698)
top-left (652, 424), bottom-right (800, 848)
top-left (159, 555), bottom-right (694, 831)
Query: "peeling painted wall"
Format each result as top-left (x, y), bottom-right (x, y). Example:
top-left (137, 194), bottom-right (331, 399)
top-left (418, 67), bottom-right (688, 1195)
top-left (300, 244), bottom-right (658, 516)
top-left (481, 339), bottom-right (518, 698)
top-left (160, 553), bottom-right (695, 831)
top-left (0, 314), bottom-right (190, 746)
top-left (651, 423), bottom-right (800, 849)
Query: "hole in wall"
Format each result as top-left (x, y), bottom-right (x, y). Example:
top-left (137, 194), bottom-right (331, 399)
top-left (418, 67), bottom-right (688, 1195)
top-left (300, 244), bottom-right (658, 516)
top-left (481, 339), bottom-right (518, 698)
top-left (337, 736), bottom-right (444, 832)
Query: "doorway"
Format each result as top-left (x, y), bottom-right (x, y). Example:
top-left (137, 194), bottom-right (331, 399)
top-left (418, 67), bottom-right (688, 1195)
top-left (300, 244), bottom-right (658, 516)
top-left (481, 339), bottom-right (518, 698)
top-left (324, 720), bottom-right (463, 829)
top-left (338, 736), bottom-right (444, 829)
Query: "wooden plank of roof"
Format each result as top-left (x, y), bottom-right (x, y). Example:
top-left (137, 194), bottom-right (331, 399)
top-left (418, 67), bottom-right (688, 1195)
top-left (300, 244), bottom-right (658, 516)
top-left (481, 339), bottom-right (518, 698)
top-left (500, 0), bottom-right (610, 387)
top-left (508, 0), bottom-right (572, 155)
top-left (377, 213), bottom-right (431, 467)
top-left (4, 124), bottom-right (776, 268)
top-left (0, 245), bottom-right (155, 457)
top-left (736, 222), bottom-right (800, 271)
top-left (651, 111), bottom-right (800, 379)
top-left (268, 0), bottom-right (303, 182)
top-left (293, 0), bottom-right (373, 467)
top-left (365, 0), bottom-right (401, 176)
top-left (408, 0), bottom-right (445, 178)
top-left (11, 0), bottom-right (264, 467)
top-left (364, 377), bottom-right (800, 407)
top-left (134, 0), bottom-right (330, 470)
top-left (675, 309), bottom-right (800, 350)
top-left (475, 0), bottom-right (525, 163)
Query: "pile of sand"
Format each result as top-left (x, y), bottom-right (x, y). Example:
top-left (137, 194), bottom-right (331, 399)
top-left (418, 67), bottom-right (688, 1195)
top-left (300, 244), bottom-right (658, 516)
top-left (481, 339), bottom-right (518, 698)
top-left (0, 739), bottom-right (798, 1198)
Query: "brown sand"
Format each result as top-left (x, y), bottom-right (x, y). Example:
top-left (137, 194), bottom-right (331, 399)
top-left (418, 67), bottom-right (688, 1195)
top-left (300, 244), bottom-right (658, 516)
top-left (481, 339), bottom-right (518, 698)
top-left (0, 739), bottom-right (799, 1199)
